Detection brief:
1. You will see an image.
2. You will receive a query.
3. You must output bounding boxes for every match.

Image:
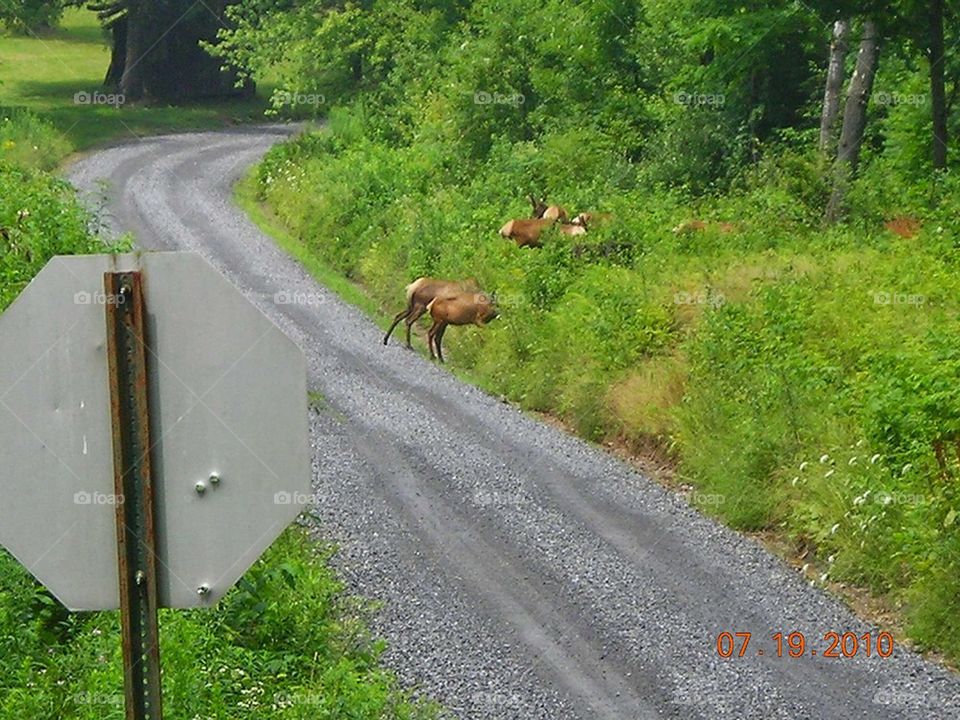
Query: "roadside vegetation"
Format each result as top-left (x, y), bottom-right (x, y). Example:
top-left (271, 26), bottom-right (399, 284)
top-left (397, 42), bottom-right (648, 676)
top-left (0, 10), bottom-right (439, 718)
top-left (215, 0), bottom-right (960, 662)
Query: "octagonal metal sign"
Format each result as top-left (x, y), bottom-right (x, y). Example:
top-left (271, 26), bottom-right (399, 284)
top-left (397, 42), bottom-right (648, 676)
top-left (0, 252), bottom-right (311, 610)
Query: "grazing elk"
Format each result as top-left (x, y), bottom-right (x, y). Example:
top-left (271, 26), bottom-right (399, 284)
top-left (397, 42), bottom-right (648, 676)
top-left (426, 292), bottom-right (498, 363)
top-left (499, 217), bottom-right (559, 248)
top-left (528, 194), bottom-right (568, 221)
top-left (383, 276), bottom-right (479, 348)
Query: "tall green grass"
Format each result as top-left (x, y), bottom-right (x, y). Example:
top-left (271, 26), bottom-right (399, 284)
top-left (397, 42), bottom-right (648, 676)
top-left (251, 117), bottom-right (960, 661)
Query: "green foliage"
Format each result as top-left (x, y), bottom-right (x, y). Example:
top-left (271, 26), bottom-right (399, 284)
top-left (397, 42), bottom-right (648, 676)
top-left (0, 159), bottom-right (123, 309)
top-left (1, 0), bottom-right (64, 33)
top-left (0, 529), bottom-right (440, 719)
top-left (0, 108), bottom-right (70, 171)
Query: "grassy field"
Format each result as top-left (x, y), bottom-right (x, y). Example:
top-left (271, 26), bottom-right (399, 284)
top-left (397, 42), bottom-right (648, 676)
top-left (0, 8), bottom-right (271, 159)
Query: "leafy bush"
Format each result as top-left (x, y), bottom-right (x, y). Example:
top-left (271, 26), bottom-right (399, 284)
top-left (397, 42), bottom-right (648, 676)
top-left (0, 529), bottom-right (440, 719)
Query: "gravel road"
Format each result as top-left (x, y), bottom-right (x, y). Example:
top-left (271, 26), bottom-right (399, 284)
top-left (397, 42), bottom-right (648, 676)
top-left (68, 125), bottom-right (960, 719)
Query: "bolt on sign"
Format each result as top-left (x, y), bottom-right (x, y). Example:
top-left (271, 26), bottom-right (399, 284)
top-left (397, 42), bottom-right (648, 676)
top-left (0, 252), bottom-right (311, 719)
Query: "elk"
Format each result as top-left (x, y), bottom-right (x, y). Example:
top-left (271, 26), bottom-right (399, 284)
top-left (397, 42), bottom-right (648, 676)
top-left (383, 277), bottom-right (479, 348)
top-left (529, 194), bottom-right (568, 221)
top-left (426, 292), bottom-right (498, 363)
top-left (499, 217), bottom-right (559, 248)
top-left (559, 221), bottom-right (587, 236)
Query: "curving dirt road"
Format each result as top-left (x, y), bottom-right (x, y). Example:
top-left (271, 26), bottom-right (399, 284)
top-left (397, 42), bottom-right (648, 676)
top-left (68, 126), bottom-right (960, 720)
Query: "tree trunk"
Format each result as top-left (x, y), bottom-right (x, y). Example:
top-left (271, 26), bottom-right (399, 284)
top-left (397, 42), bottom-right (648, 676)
top-left (103, 15), bottom-right (127, 89)
top-left (929, 0), bottom-right (947, 169)
top-left (120, 0), bottom-right (149, 101)
top-left (820, 19), bottom-right (851, 154)
top-left (825, 19), bottom-right (880, 224)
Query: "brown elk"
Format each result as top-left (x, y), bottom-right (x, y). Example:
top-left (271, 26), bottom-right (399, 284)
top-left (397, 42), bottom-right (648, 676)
top-left (426, 292), bottom-right (498, 363)
top-left (499, 217), bottom-right (559, 248)
top-left (528, 194), bottom-right (568, 221)
top-left (383, 277), bottom-right (479, 348)
top-left (559, 221), bottom-right (587, 236)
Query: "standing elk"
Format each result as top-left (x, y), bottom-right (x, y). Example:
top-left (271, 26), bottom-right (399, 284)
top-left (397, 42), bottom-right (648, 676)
top-left (383, 277), bottom-right (479, 348)
top-left (426, 292), bottom-right (498, 363)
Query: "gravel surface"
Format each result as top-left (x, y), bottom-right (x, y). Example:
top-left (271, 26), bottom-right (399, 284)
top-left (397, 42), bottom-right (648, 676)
top-left (68, 126), bottom-right (960, 720)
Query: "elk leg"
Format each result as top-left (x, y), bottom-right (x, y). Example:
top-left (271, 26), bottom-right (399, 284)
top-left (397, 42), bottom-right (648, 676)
top-left (435, 324), bottom-right (448, 363)
top-left (427, 320), bottom-right (440, 360)
top-left (383, 306), bottom-right (411, 345)
top-left (405, 304), bottom-right (427, 349)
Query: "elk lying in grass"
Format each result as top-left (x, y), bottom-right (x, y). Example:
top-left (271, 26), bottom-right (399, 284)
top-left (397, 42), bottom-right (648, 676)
top-left (559, 221), bottom-right (587, 236)
top-left (500, 217), bottom-right (559, 248)
top-left (529, 194), bottom-right (568, 221)
top-left (426, 292), bottom-right (498, 363)
top-left (383, 277), bottom-right (479, 348)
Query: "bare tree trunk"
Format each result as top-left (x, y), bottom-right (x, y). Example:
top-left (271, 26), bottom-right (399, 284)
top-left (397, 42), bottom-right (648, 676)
top-left (930, 0), bottom-right (947, 169)
top-left (825, 20), bottom-right (880, 224)
top-left (820, 19), bottom-right (851, 154)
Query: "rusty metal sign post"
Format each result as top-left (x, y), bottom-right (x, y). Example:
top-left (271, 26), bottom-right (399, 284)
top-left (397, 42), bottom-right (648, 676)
top-left (104, 271), bottom-right (163, 720)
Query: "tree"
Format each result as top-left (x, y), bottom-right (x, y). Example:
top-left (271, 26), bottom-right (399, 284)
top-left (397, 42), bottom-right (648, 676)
top-left (826, 19), bottom-right (880, 223)
top-left (86, 0), bottom-right (254, 102)
top-left (819, 19), bottom-right (851, 154)
top-left (929, 0), bottom-right (947, 169)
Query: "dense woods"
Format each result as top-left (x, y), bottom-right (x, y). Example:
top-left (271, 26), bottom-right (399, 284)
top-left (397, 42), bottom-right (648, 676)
top-left (212, 0), bottom-right (960, 660)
